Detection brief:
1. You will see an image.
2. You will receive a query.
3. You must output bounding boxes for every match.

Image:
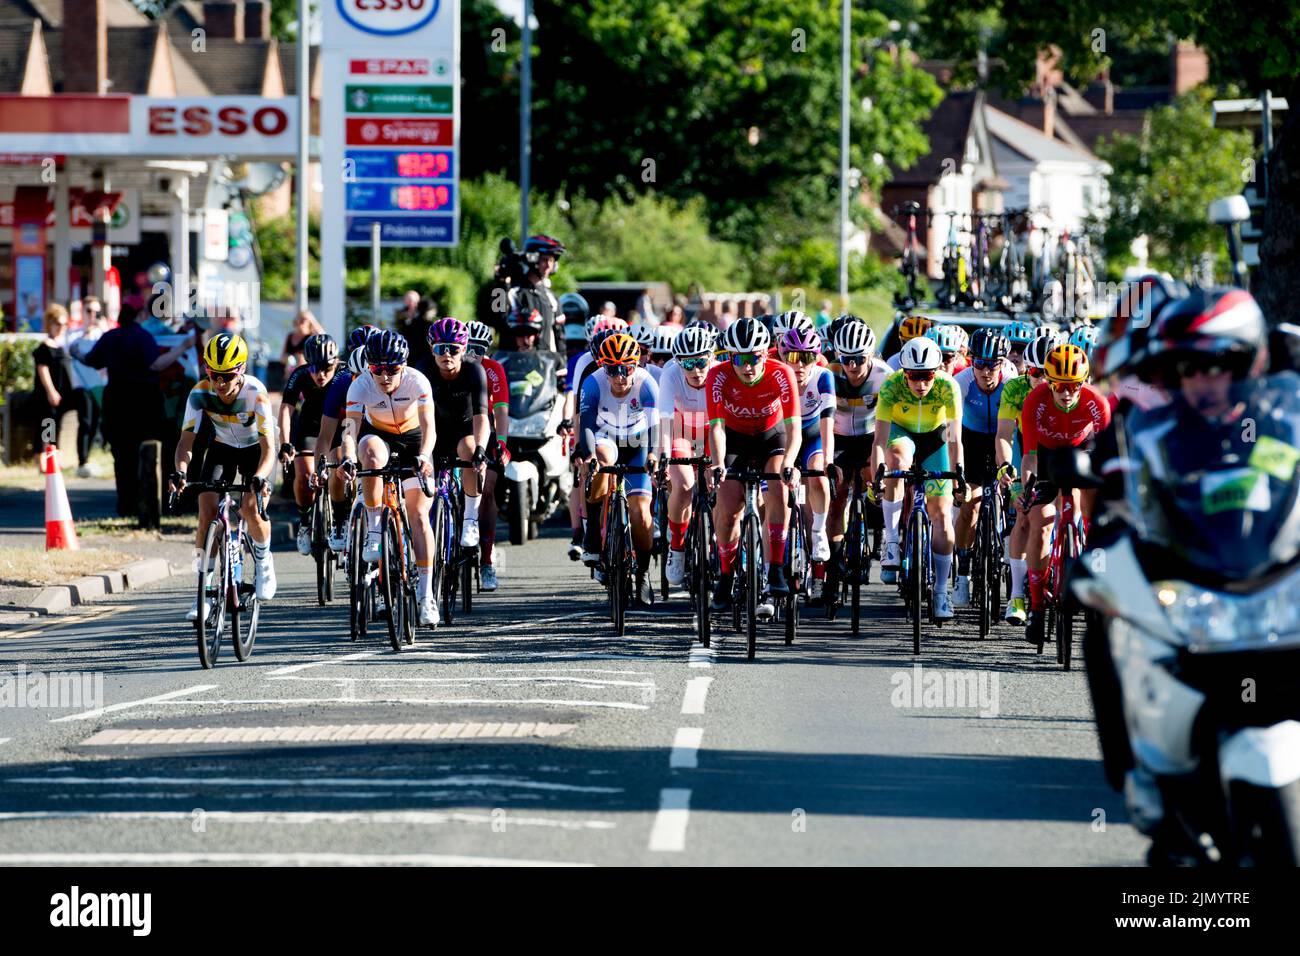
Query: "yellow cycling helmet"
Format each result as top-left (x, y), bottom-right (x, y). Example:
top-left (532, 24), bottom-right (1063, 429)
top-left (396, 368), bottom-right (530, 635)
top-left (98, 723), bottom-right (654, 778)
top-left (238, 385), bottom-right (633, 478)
top-left (1043, 343), bottom-right (1090, 384)
top-left (897, 315), bottom-right (934, 343)
top-left (204, 332), bottom-right (249, 373)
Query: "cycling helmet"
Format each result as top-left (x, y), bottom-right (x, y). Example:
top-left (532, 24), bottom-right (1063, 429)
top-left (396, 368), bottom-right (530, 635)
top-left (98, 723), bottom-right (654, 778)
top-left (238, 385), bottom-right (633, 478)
top-left (589, 328), bottom-right (615, 358)
top-left (672, 326), bottom-right (714, 358)
top-left (509, 303), bottom-right (544, 334)
top-left (897, 315), bottom-right (933, 343)
top-left (1024, 336), bottom-right (1057, 370)
top-left (899, 337), bottom-right (943, 371)
top-left (773, 311), bottom-right (815, 338)
top-left (968, 328), bottom-right (1011, 362)
top-left (1004, 319), bottom-right (1037, 345)
top-left (1146, 287), bottom-right (1268, 381)
top-left (629, 323), bottom-right (658, 348)
top-left (1044, 343), bottom-right (1090, 384)
top-left (1093, 273), bottom-right (1185, 379)
top-left (427, 316), bottom-right (470, 347)
top-left (780, 327), bottom-right (822, 354)
top-left (834, 321), bottom-right (877, 358)
top-left (1034, 323), bottom-right (1064, 343)
top-left (928, 324), bottom-right (964, 353)
top-left (366, 329), bottom-right (410, 366)
top-left (1068, 323), bottom-right (1100, 356)
top-left (347, 324), bottom-right (379, 353)
top-left (754, 314), bottom-right (776, 334)
top-left (204, 332), bottom-right (248, 373)
top-left (465, 320), bottom-right (494, 352)
top-left (523, 234), bottom-right (565, 259)
top-left (651, 328), bottom-right (676, 356)
top-left (347, 345), bottom-right (368, 376)
top-left (596, 331), bottom-right (639, 367)
top-left (558, 292), bottom-right (589, 322)
top-left (302, 333), bottom-right (338, 369)
top-left (954, 326), bottom-right (970, 351)
top-left (723, 317), bottom-right (771, 355)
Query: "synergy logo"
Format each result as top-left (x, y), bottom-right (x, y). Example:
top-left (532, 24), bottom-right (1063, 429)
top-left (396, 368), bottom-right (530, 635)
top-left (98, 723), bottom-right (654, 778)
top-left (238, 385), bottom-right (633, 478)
top-left (337, 0), bottom-right (442, 37)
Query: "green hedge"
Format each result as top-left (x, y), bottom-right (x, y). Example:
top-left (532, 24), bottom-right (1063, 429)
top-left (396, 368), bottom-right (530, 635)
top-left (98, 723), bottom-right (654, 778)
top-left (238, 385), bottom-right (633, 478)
top-left (344, 263), bottom-right (476, 321)
top-left (0, 336), bottom-right (38, 406)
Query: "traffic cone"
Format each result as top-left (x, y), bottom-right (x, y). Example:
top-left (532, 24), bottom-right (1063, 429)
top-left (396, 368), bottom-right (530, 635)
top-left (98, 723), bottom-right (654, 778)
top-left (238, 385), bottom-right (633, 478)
top-left (43, 444), bottom-right (79, 551)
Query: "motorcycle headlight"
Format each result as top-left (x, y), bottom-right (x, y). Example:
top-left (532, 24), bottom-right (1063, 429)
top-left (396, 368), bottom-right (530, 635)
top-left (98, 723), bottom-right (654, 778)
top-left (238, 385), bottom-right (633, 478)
top-left (1155, 568), bottom-right (1300, 652)
top-left (512, 411), bottom-right (551, 439)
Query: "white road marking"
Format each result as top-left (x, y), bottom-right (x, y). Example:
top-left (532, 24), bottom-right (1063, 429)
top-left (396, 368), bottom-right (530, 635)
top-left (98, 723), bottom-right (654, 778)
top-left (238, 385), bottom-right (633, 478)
top-left (0, 738), bottom-right (10, 746)
top-left (669, 727), bottom-right (703, 769)
top-left (492, 611), bottom-right (602, 633)
top-left (681, 677), bottom-right (713, 715)
top-left (0, 852), bottom-right (590, 867)
top-left (49, 684), bottom-right (219, 723)
top-left (5, 775), bottom-right (623, 793)
top-left (688, 646), bottom-right (716, 668)
top-left (0, 810), bottom-right (616, 830)
top-left (140, 697), bottom-right (649, 710)
top-left (80, 722), bottom-right (576, 744)
top-left (647, 788), bottom-right (691, 852)
top-left (265, 652), bottom-right (377, 676)
top-left (268, 675), bottom-right (654, 689)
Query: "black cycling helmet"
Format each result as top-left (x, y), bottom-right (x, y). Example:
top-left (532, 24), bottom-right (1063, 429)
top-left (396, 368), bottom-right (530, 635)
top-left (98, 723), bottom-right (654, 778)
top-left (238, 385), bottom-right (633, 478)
top-left (968, 328), bottom-right (1010, 363)
top-left (589, 327), bottom-right (616, 358)
top-left (509, 303), bottom-right (544, 334)
top-left (347, 324), bottom-right (379, 353)
top-left (365, 329), bottom-right (410, 366)
top-left (1093, 272), bottom-right (1187, 380)
top-left (1144, 287), bottom-right (1269, 383)
top-left (302, 333), bottom-right (338, 369)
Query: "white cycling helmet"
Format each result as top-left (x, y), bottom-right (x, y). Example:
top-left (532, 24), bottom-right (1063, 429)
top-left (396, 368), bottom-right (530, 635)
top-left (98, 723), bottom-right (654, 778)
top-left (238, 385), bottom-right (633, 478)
top-left (465, 320), bottom-right (494, 351)
top-left (1024, 336), bottom-right (1059, 369)
top-left (1034, 323), bottom-right (1064, 344)
top-left (834, 321), bottom-right (877, 358)
top-left (672, 325), bottom-right (713, 358)
top-left (723, 317), bottom-right (771, 354)
top-left (928, 324), bottom-right (964, 353)
top-left (772, 310), bottom-right (814, 337)
top-left (347, 345), bottom-right (368, 376)
top-left (899, 337), bottom-right (943, 371)
top-left (630, 323), bottom-right (657, 348)
top-left (584, 316), bottom-right (601, 341)
top-left (652, 328), bottom-right (677, 355)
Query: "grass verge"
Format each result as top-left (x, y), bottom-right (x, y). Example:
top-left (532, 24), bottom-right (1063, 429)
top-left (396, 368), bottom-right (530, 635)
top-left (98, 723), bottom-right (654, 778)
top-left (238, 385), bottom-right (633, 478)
top-left (0, 546), bottom-right (136, 587)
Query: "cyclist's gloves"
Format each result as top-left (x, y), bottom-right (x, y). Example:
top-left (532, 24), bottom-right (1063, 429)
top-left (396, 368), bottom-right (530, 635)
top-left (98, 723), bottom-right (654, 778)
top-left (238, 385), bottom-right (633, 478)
top-left (781, 466), bottom-right (795, 485)
top-left (496, 437), bottom-right (512, 466)
top-left (710, 466), bottom-right (725, 488)
top-left (279, 442), bottom-right (295, 461)
top-left (558, 418), bottom-right (574, 434)
top-left (168, 470), bottom-right (186, 492)
top-left (340, 458), bottom-right (357, 479)
top-left (955, 464), bottom-right (968, 498)
top-left (471, 447), bottom-right (487, 468)
top-left (825, 462), bottom-right (841, 485)
top-left (996, 462), bottom-right (1017, 484)
top-left (250, 475), bottom-right (267, 495)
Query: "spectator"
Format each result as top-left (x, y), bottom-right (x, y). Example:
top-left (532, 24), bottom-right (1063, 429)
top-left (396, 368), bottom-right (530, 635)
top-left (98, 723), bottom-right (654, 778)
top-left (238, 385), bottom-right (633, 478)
top-left (635, 287), bottom-right (656, 324)
top-left (66, 302), bottom-right (110, 475)
top-left (280, 310), bottom-right (323, 373)
top-left (600, 301), bottom-right (618, 318)
top-left (394, 290), bottom-right (436, 369)
top-left (32, 304), bottom-right (94, 473)
top-left (717, 299), bottom-right (736, 330)
top-left (70, 303), bottom-right (164, 517)
top-left (816, 299), bottom-right (834, 331)
top-left (662, 302), bottom-right (687, 327)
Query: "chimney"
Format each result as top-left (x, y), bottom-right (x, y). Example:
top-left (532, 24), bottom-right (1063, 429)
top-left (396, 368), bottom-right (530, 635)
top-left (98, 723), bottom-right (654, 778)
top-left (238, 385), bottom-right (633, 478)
top-left (1170, 40), bottom-right (1208, 95)
top-left (1035, 46), bottom-right (1064, 96)
top-left (244, 1), bottom-right (270, 39)
top-left (62, 0), bottom-right (107, 93)
top-left (1042, 86), bottom-right (1056, 139)
top-left (204, 0), bottom-right (244, 41)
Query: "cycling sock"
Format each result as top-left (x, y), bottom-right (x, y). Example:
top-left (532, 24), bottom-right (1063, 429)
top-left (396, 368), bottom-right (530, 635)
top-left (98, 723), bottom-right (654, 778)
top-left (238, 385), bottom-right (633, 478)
top-left (636, 549), bottom-right (651, 574)
top-left (192, 548), bottom-right (205, 574)
top-left (718, 540), bottom-right (738, 574)
top-left (463, 494), bottom-right (481, 522)
top-left (417, 563), bottom-right (432, 601)
top-left (251, 538), bottom-right (270, 562)
top-left (298, 504), bottom-right (311, 526)
top-left (481, 524), bottom-right (496, 565)
top-left (812, 563), bottom-right (825, 580)
top-left (956, 548), bottom-right (971, 575)
top-left (766, 524), bottom-right (787, 564)
top-left (1027, 568), bottom-right (1045, 611)
top-left (933, 551), bottom-right (952, 594)
top-left (882, 499), bottom-right (902, 542)
top-left (811, 509), bottom-right (827, 534)
top-left (366, 506), bottom-right (383, 535)
top-left (571, 525), bottom-right (583, 542)
top-left (332, 500), bottom-right (349, 528)
top-left (1009, 557), bottom-right (1027, 598)
top-left (668, 520), bottom-right (688, 550)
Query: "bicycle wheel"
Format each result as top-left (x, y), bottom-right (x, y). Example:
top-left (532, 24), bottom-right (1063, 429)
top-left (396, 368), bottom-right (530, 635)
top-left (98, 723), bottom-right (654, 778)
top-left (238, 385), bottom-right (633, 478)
top-left (847, 499), bottom-right (863, 636)
top-left (743, 513), bottom-right (761, 661)
top-left (461, 556), bottom-right (474, 615)
top-left (1056, 523), bottom-right (1079, 670)
top-left (195, 519), bottom-right (227, 669)
top-left (976, 507), bottom-right (991, 640)
top-left (989, 495), bottom-right (1003, 628)
top-left (402, 526), bottom-right (417, 646)
top-left (383, 511), bottom-right (404, 653)
top-left (910, 513), bottom-right (924, 655)
top-left (785, 510), bottom-right (804, 646)
top-left (232, 533), bottom-right (260, 662)
top-left (348, 510), bottom-right (367, 641)
top-left (695, 506), bottom-right (712, 648)
top-left (609, 503), bottom-right (627, 636)
top-left (430, 496), bottom-right (449, 627)
top-left (657, 486), bottom-right (670, 601)
top-left (314, 495), bottom-right (329, 606)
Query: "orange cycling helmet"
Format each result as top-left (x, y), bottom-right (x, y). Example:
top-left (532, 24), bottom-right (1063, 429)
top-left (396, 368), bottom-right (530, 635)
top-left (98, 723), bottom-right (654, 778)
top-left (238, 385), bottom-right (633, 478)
top-left (898, 315), bottom-right (933, 343)
top-left (596, 331), bottom-right (639, 367)
top-left (1044, 343), bottom-right (1090, 384)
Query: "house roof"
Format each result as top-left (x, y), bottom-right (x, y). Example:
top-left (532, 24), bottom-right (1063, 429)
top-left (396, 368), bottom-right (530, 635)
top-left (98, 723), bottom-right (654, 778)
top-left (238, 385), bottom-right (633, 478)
top-left (171, 37), bottom-right (275, 96)
top-left (890, 90), bottom-right (982, 186)
top-left (1062, 111), bottom-right (1149, 152)
top-left (984, 106), bottom-right (1102, 165)
top-left (0, 18), bottom-right (35, 90)
top-left (0, 0), bottom-right (148, 27)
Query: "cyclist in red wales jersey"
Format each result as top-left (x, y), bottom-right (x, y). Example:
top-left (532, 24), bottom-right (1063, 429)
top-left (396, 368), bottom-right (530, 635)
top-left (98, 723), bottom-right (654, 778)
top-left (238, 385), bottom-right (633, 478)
top-left (1018, 343), bottom-right (1112, 646)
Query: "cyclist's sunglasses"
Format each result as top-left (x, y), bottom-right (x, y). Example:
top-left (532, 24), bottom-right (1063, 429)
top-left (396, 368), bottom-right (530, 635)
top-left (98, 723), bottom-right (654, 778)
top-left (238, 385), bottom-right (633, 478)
top-left (467, 344), bottom-right (488, 358)
top-left (679, 356), bottom-right (710, 371)
top-left (605, 364), bottom-right (635, 378)
top-left (208, 370), bottom-right (240, 383)
top-left (306, 361), bottom-right (337, 374)
top-left (431, 343), bottom-right (463, 356)
top-left (972, 358), bottom-right (1000, 370)
top-left (732, 352), bottom-right (763, 368)
top-left (839, 354), bottom-right (868, 367)
top-left (369, 363), bottom-right (403, 376)
top-left (1175, 357), bottom-right (1229, 378)
top-left (905, 369), bottom-right (936, 382)
top-left (1049, 379), bottom-right (1083, 393)
top-left (940, 351), bottom-right (957, 363)
top-left (781, 351), bottom-right (819, 366)
top-left (1026, 366), bottom-right (1045, 378)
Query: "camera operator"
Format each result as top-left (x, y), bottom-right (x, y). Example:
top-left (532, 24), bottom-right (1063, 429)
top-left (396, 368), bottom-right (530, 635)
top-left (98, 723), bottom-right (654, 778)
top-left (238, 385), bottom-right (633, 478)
top-left (489, 235), bottom-right (567, 353)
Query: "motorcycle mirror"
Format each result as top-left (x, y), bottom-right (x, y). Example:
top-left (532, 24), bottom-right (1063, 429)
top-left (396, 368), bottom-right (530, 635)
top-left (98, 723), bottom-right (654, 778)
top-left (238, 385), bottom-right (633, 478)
top-left (1208, 195), bottom-right (1251, 226)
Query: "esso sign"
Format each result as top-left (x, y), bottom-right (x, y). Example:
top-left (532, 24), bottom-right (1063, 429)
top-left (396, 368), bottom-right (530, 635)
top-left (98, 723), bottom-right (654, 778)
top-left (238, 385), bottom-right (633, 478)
top-left (337, 0), bottom-right (441, 36)
top-left (148, 104), bottom-right (289, 138)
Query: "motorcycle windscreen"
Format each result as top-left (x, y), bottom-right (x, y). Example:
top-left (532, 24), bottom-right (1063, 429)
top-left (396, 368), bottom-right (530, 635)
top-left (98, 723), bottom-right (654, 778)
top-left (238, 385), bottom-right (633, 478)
top-left (1123, 372), bottom-right (1300, 582)
top-left (497, 350), bottom-right (560, 418)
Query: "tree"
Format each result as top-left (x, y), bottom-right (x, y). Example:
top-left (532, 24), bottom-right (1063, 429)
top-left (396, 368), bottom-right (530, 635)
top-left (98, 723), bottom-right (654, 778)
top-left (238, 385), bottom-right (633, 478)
top-left (1093, 89), bottom-right (1253, 278)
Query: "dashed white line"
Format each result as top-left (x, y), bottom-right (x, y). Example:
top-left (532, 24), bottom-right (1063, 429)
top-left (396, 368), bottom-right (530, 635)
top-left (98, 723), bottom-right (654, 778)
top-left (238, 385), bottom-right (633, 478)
top-left (0, 852), bottom-right (590, 867)
top-left (681, 677), bottom-right (713, 715)
top-left (0, 810), bottom-right (616, 830)
top-left (0, 738), bottom-right (10, 746)
top-left (647, 788), bottom-right (692, 852)
top-left (265, 652), bottom-right (376, 676)
top-left (268, 675), bottom-right (655, 689)
top-left (141, 696), bottom-right (649, 711)
top-left (669, 727), bottom-right (703, 769)
top-left (49, 684), bottom-right (219, 724)
top-left (688, 646), bottom-right (716, 668)
top-left (5, 775), bottom-right (623, 793)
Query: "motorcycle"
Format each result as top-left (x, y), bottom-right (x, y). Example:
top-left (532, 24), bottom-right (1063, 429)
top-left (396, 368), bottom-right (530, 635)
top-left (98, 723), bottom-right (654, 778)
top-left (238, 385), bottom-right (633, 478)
top-left (1071, 373), bottom-right (1300, 865)
top-left (495, 348), bottom-right (573, 546)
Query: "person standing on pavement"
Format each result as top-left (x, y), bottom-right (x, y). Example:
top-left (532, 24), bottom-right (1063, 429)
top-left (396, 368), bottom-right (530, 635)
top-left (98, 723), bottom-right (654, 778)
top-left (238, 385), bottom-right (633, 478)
top-left (280, 310), bottom-right (323, 374)
top-left (32, 304), bottom-right (93, 472)
top-left (67, 301), bottom-right (109, 474)
top-left (395, 290), bottom-right (436, 371)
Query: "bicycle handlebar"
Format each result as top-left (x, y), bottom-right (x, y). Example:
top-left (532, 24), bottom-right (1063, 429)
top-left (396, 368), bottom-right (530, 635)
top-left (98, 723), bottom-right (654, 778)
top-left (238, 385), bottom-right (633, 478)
top-left (168, 478), bottom-right (269, 522)
top-left (597, 465), bottom-right (648, 476)
top-left (356, 462), bottom-right (433, 498)
top-left (663, 456), bottom-right (712, 466)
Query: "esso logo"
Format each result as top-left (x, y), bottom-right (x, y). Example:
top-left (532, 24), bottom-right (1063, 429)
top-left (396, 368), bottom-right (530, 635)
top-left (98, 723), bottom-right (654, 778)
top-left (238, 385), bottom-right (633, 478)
top-left (337, 0), bottom-right (441, 36)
